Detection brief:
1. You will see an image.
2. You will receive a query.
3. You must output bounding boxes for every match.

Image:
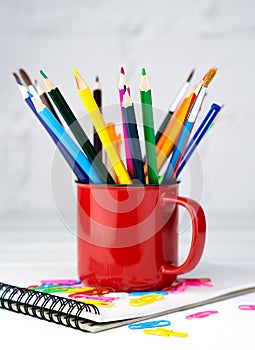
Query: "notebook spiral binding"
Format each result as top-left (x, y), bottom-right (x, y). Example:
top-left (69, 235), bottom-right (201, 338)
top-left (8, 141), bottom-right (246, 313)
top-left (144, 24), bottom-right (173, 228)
top-left (0, 282), bottom-right (100, 332)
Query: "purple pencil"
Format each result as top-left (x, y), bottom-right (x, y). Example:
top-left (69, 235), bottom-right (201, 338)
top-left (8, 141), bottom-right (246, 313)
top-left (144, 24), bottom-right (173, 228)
top-left (118, 67), bottom-right (134, 178)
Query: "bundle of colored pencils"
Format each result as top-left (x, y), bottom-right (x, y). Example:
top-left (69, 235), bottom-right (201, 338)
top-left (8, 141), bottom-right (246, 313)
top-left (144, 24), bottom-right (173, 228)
top-left (13, 65), bottom-right (222, 185)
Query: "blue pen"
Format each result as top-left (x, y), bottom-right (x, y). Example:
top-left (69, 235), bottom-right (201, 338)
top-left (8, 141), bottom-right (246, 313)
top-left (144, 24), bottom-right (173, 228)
top-left (32, 98), bottom-right (101, 184)
top-left (176, 103), bottom-right (222, 177)
top-left (17, 84), bottom-right (89, 183)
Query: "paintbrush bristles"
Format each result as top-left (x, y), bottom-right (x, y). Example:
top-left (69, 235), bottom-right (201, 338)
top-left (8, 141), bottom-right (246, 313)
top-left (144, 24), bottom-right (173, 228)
top-left (19, 68), bottom-right (33, 87)
top-left (202, 67), bottom-right (218, 88)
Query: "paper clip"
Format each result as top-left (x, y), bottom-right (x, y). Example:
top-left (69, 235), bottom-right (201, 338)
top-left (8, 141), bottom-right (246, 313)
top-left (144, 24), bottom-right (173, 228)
top-left (129, 291), bottom-right (168, 296)
top-left (186, 310), bottom-right (218, 319)
top-left (238, 305), bottom-right (255, 311)
top-left (70, 294), bottom-right (116, 302)
top-left (128, 320), bottom-right (171, 329)
top-left (40, 279), bottom-right (80, 286)
top-left (177, 278), bottom-right (213, 287)
top-left (143, 328), bottom-right (188, 338)
top-left (76, 298), bottom-right (114, 308)
top-left (130, 293), bottom-right (164, 307)
top-left (35, 286), bottom-right (70, 293)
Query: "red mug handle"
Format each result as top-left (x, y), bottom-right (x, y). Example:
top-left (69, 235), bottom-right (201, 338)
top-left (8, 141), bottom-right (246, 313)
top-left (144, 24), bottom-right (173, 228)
top-left (160, 195), bottom-right (206, 275)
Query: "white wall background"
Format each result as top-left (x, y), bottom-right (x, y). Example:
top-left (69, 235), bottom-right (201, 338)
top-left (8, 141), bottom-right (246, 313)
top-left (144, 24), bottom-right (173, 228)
top-left (0, 0), bottom-right (254, 227)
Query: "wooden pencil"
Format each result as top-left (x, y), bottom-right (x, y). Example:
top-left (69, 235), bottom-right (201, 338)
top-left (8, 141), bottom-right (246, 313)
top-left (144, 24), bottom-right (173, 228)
top-left (140, 68), bottom-right (158, 184)
top-left (118, 67), bottom-right (134, 178)
top-left (35, 80), bottom-right (63, 125)
top-left (122, 87), bottom-right (145, 184)
top-left (93, 76), bottom-right (102, 160)
top-left (16, 82), bottom-right (89, 183)
top-left (73, 67), bottom-right (132, 185)
top-left (155, 69), bottom-right (195, 144)
top-left (40, 70), bottom-right (115, 184)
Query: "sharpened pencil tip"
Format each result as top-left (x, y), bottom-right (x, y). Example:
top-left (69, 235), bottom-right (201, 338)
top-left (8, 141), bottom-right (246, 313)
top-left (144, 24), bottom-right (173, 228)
top-left (73, 67), bottom-right (79, 78)
top-left (142, 67), bottom-right (146, 76)
top-left (120, 67), bottom-right (125, 74)
top-left (123, 85), bottom-right (127, 93)
top-left (95, 76), bottom-right (99, 82)
top-left (40, 70), bottom-right (48, 79)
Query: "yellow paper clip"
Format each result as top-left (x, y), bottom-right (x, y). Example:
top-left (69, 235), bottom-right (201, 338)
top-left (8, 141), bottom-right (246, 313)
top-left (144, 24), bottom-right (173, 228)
top-left (130, 293), bottom-right (164, 307)
top-left (67, 287), bottom-right (94, 294)
top-left (143, 328), bottom-right (188, 338)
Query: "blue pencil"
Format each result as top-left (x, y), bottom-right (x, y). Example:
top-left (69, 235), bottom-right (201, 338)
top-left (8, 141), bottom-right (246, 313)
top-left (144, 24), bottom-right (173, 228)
top-left (176, 103), bottom-right (222, 177)
top-left (30, 96), bottom-right (102, 184)
top-left (16, 84), bottom-right (89, 183)
top-left (122, 87), bottom-right (145, 184)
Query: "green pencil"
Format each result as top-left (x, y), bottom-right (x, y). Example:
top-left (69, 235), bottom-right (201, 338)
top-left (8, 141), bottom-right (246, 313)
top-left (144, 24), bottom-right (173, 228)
top-left (140, 68), bottom-right (158, 184)
top-left (40, 70), bottom-right (115, 184)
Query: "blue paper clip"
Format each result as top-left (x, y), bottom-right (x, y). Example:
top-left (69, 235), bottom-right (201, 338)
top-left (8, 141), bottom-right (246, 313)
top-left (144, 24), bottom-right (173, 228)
top-left (129, 291), bottom-right (168, 296)
top-left (128, 320), bottom-right (171, 329)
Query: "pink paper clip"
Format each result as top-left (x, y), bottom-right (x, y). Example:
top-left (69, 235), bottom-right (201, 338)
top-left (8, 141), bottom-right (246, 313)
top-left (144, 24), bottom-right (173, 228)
top-left (177, 278), bottom-right (213, 287)
top-left (40, 279), bottom-right (80, 286)
top-left (238, 305), bottom-right (255, 311)
top-left (186, 310), bottom-right (218, 319)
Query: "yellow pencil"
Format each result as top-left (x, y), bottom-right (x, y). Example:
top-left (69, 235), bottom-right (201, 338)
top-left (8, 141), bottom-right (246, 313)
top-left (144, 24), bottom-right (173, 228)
top-left (73, 67), bottom-right (131, 184)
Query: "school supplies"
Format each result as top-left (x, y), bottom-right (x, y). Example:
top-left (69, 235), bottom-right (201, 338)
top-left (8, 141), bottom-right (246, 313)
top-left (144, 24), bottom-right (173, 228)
top-left (73, 67), bottom-right (132, 184)
top-left (140, 68), bottom-right (158, 184)
top-left (177, 103), bottom-right (222, 177)
top-left (155, 92), bottom-right (196, 173)
top-left (93, 76), bottom-right (103, 159)
top-left (31, 97), bottom-right (102, 183)
top-left (155, 68), bottom-right (195, 143)
top-left (105, 122), bottom-right (122, 182)
top-left (40, 70), bottom-right (114, 184)
top-left (143, 328), bottom-right (188, 337)
top-left (35, 79), bottom-right (63, 125)
top-left (119, 67), bottom-right (134, 177)
top-left (19, 68), bottom-right (40, 99)
top-left (161, 68), bottom-right (217, 183)
top-left (1, 269), bottom-right (255, 333)
top-left (16, 82), bottom-right (89, 183)
top-left (122, 86), bottom-right (145, 183)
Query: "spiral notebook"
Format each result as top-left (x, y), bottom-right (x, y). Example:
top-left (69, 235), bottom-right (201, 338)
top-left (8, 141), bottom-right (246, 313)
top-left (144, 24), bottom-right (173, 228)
top-left (1, 265), bottom-right (255, 333)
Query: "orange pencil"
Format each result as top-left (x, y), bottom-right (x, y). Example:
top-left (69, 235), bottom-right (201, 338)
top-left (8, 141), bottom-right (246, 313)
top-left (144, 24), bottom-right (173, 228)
top-left (144, 91), bottom-right (195, 176)
top-left (105, 123), bottom-right (122, 183)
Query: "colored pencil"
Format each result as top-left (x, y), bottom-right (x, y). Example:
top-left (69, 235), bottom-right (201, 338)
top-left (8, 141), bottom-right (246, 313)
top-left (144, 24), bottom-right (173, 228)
top-left (73, 67), bottom-right (132, 185)
top-left (155, 91), bottom-right (196, 173)
top-left (161, 67), bottom-right (218, 183)
top-left (118, 67), bottom-right (134, 178)
top-left (35, 80), bottom-right (63, 125)
top-left (19, 68), bottom-right (40, 100)
top-left (155, 69), bottom-right (195, 144)
top-left (176, 103), bottom-right (222, 177)
top-left (31, 97), bottom-right (102, 184)
top-left (40, 70), bottom-right (115, 184)
top-left (16, 83), bottom-right (89, 183)
top-left (122, 87), bottom-right (145, 184)
top-left (93, 76), bottom-right (102, 160)
top-left (105, 123), bottom-right (122, 182)
top-left (140, 68), bottom-right (158, 184)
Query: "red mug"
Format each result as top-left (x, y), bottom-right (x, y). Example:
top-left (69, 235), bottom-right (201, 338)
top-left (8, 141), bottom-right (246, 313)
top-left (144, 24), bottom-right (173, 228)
top-left (77, 183), bottom-right (206, 292)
